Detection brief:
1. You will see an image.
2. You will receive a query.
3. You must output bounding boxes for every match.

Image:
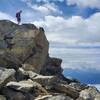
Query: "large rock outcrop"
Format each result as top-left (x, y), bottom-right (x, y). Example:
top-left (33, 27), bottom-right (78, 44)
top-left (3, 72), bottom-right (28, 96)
top-left (0, 20), bottom-right (49, 73)
top-left (0, 20), bottom-right (100, 100)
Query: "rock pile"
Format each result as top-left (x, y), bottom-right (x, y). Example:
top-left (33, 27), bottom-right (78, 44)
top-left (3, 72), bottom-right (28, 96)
top-left (0, 20), bottom-right (100, 100)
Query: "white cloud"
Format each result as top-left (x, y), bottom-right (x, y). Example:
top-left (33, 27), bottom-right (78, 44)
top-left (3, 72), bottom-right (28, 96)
top-left (36, 0), bottom-right (64, 3)
top-left (67, 0), bottom-right (100, 9)
top-left (33, 12), bottom-right (100, 45)
top-left (49, 47), bottom-right (100, 70)
top-left (34, 13), bottom-right (100, 70)
top-left (32, 3), bottom-right (62, 14)
top-left (36, 0), bottom-right (48, 3)
top-left (21, 0), bottom-right (62, 15)
top-left (0, 11), bottom-right (16, 22)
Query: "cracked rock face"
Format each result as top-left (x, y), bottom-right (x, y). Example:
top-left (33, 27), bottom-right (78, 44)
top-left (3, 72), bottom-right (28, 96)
top-left (0, 20), bottom-right (49, 73)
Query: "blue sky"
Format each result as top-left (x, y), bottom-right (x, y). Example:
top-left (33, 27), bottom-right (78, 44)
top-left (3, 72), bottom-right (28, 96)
top-left (0, 0), bottom-right (100, 72)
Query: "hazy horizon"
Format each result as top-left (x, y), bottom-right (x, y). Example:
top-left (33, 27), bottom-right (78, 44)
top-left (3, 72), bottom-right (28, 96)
top-left (49, 46), bottom-right (100, 84)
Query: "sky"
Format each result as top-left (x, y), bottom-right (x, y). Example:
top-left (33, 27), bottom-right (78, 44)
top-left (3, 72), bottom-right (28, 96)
top-left (0, 0), bottom-right (100, 72)
top-left (0, 0), bottom-right (100, 47)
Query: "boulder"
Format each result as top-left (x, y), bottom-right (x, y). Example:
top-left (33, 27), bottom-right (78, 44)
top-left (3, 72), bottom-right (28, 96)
top-left (76, 97), bottom-right (85, 100)
top-left (54, 84), bottom-right (79, 99)
top-left (94, 93), bottom-right (100, 100)
top-left (79, 86), bottom-right (99, 100)
top-left (0, 95), bottom-right (6, 100)
top-left (6, 79), bottom-right (48, 95)
top-left (33, 75), bottom-right (59, 90)
top-left (0, 67), bottom-right (15, 88)
top-left (15, 68), bottom-right (29, 81)
top-left (1, 87), bottom-right (33, 100)
top-left (6, 79), bottom-right (34, 93)
top-left (69, 82), bottom-right (88, 92)
top-left (45, 95), bottom-right (73, 100)
top-left (35, 94), bottom-right (73, 100)
top-left (41, 57), bottom-right (63, 75)
top-left (55, 75), bottom-right (80, 84)
top-left (0, 20), bottom-right (49, 73)
top-left (17, 68), bottom-right (59, 88)
top-left (47, 57), bottom-right (62, 67)
top-left (17, 68), bottom-right (38, 79)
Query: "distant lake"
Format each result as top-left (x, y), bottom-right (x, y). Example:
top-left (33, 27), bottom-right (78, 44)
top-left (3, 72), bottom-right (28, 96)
top-left (49, 47), bottom-right (100, 84)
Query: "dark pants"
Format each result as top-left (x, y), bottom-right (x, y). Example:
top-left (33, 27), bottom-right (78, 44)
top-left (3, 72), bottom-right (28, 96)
top-left (17, 17), bottom-right (21, 24)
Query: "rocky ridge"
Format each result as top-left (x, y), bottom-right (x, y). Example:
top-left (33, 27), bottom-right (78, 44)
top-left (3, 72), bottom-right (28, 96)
top-left (0, 20), bottom-right (100, 100)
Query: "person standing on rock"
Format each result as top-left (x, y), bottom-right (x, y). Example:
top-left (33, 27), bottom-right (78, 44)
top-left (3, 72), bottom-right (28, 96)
top-left (16, 10), bottom-right (22, 25)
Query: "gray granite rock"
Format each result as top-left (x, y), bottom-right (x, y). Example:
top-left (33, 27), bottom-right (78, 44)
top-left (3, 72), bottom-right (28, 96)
top-left (0, 67), bottom-right (15, 87)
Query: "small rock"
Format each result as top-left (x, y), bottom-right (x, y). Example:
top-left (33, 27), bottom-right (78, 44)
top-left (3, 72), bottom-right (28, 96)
top-left (1, 87), bottom-right (33, 100)
top-left (0, 67), bottom-right (16, 87)
top-left (0, 95), bottom-right (6, 100)
top-left (15, 68), bottom-right (29, 81)
top-left (6, 79), bottom-right (34, 93)
top-left (35, 94), bottom-right (73, 100)
top-left (76, 97), bottom-right (85, 100)
top-left (54, 84), bottom-right (79, 99)
top-left (6, 79), bottom-right (48, 96)
top-left (95, 93), bottom-right (100, 100)
top-left (32, 75), bottom-right (58, 88)
top-left (47, 95), bottom-right (73, 100)
top-left (35, 95), bottom-right (52, 100)
top-left (69, 82), bottom-right (88, 92)
top-left (10, 92), bottom-right (26, 100)
top-left (18, 68), bottom-right (59, 89)
top-left (18, 68), bottom-right (39, 78)
top-left (79, 86), bottom-right (99, 100)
